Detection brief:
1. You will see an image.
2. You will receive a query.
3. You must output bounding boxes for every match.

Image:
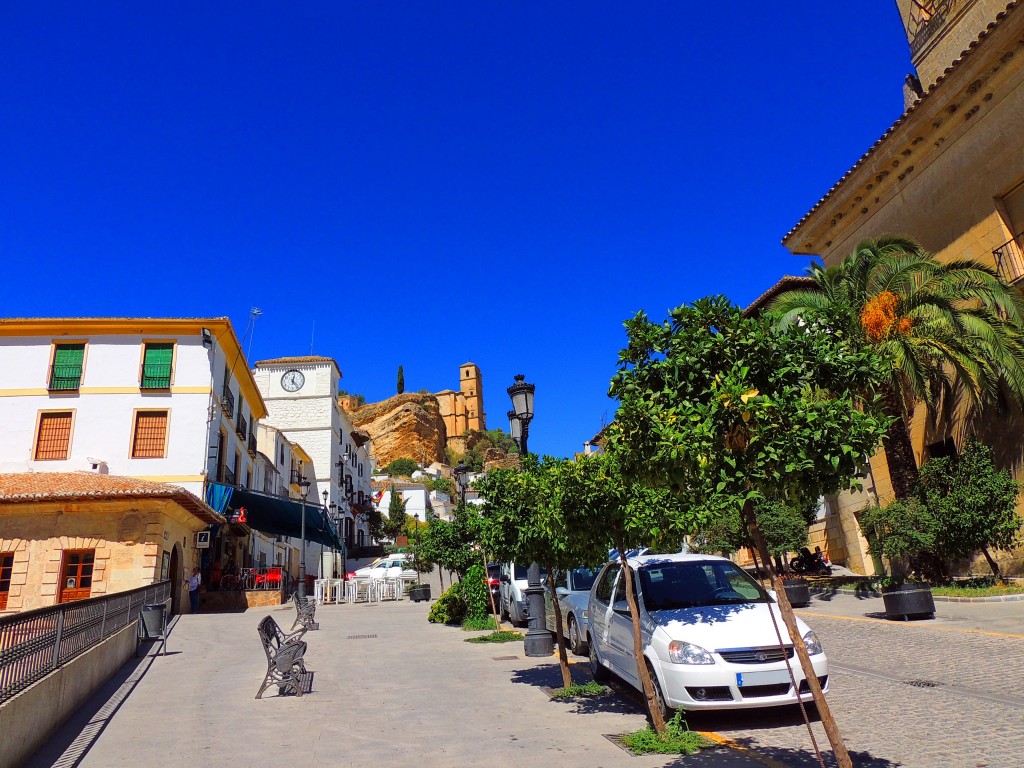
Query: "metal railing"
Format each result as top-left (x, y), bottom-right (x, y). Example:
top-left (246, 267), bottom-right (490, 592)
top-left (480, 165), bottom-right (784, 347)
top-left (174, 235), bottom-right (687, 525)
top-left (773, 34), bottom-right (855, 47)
top-left (219, 567), bottom-right (291, 592)
top-left (0, 580), bottom-right (171, 704)
top-left (47, 364), bottom-right (82, 391)
top-left (907, 0), bottom-right (961, 56)
top-left (993, 234), bottom-right (1024, 285)
top-left (218, 464), bottom-right (236, 486)
top-left (140, 363), bottom-right (172, 389)
top-left (248, 433), bottom-right (258, 456)
top-left (221, 387), bottom-right (235, 418)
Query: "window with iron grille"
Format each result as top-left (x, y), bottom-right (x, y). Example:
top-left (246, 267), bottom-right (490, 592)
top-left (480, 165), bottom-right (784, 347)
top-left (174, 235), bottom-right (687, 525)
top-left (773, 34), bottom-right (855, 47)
top-left (35, 411), bottom-right (73, 460)
top-left (48, 344), bottom-right (85, 391)
top-left (0, 553), bottom-right (14, 611)
top-left (141, 342), bottom-right (174, 389)
top-left (132, 410), bottom-right (169, 458)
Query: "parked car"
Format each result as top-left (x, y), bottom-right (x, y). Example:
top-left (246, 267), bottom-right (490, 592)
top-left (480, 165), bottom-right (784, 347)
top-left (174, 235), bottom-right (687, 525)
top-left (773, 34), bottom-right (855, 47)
top-left (544, 566), bottom-right (600, 655)
top-left (587, 553), bottom-right (828, 716)
top-left (349, 554), bottom-right (412, 580)
top-left (486, 563), bottom-right (502, 612)
top-left (499, 562), bottom-right (547, 627)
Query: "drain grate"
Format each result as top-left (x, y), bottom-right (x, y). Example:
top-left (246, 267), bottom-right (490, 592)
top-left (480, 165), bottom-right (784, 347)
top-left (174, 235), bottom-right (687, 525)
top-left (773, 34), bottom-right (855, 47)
top-left (906, 679), bottom-right (943, 688)
top-left (347, 634), bottom-right (378, 640)
top-left (492, 655), bottom-right (518, 661)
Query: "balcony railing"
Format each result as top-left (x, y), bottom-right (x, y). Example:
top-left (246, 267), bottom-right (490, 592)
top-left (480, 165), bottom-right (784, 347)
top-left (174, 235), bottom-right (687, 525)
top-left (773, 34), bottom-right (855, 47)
top-left (907, 0), bottom-right (961, 56)
top-left (248, 433), bottom-right (258, 456)
top-left (993, 234), bottom-right (1024, 285)
top-left (140, 363), bottom-right (172, 389)
top-left (47, 364), bottom-right (82, 391)
top-left (290, 469), bottom-right (302, 485)
top-left (236, 415), bottom-right (247, 440)
top-left (221, 387), bottom-right (235, 418)
top-left (219, 465), bottom-right (237, 486)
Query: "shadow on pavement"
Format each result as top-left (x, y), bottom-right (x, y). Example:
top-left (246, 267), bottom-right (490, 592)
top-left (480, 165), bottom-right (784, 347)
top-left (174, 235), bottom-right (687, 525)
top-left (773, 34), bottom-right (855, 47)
top-left (508, 662), bottom-right (646, 715)
top-left (703, 740), bottom-right (902, 768)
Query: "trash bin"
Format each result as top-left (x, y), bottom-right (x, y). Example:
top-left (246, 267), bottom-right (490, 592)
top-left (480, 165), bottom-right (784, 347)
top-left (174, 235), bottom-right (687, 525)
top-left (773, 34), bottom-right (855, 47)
top-left (140, 603), bottom-right (165, 640)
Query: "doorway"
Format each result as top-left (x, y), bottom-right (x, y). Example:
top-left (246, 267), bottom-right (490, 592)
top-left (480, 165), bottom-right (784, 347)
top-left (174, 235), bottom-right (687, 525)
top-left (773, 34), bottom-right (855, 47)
top-left (169, 543), bottom-right (182, 615)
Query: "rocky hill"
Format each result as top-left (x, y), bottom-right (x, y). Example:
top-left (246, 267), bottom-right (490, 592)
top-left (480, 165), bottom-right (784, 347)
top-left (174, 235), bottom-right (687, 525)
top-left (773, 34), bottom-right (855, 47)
top-left (344, 393), bottom-right (448, 469)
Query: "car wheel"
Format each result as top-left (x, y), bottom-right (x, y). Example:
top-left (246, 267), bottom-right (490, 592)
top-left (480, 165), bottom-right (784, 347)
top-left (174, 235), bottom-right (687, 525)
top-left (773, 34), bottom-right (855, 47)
top-left (646, 660), bottom-right (673, 721)
top-left (589, 635), bottom-right (611, 684)
top-left (568, 615), bottom-right (586, 656)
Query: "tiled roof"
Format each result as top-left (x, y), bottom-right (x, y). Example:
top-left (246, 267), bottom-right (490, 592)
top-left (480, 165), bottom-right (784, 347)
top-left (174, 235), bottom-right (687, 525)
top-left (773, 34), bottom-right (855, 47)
top-left (744, 276), bottom-right (817, 317)
top-left (0, 472), bottom-right (224, 525)
top-left (782, 1), bottom-right (1020, 246)
top-left (254, 356), bottom-right (342, 375)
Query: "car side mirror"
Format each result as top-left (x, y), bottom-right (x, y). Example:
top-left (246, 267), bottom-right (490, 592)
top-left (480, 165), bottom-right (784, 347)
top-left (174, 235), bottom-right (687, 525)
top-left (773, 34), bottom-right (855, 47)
top-left (500, 575), bottom-right (510, 584)
top-left (612, 599), bottom-right (630, 615)
top-left (555, 586), bottom-right (570, 597)
top-left (767, 590), bottom-right (777, 601)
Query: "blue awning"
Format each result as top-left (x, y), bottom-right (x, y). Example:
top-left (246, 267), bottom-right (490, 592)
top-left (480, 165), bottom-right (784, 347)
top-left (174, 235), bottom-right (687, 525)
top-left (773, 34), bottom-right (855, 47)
top-left (208, 484), bottom-right (340, 548)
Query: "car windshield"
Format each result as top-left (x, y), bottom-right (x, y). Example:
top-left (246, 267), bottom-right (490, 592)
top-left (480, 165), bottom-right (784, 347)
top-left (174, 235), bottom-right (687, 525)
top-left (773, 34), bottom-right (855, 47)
top-left (638, 560), bottom-right (770, 611)
top-left (569, 567), bottom-right (599, 591)
top-left (513, 565), bottom-right (547, 581)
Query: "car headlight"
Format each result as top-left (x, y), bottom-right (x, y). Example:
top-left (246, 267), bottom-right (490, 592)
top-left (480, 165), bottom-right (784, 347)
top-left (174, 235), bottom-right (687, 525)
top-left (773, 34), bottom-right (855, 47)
top-left (581, 609), bottom-right (588, 619)
top-left (668, 641), bottom-right (715, 665)
top-left (802, 630), bottom-right (823, 655)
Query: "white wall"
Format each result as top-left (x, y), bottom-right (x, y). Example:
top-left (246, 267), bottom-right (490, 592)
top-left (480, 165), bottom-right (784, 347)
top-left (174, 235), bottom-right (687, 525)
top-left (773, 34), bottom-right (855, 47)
top-left (0, 333), bottom-right (263, 498)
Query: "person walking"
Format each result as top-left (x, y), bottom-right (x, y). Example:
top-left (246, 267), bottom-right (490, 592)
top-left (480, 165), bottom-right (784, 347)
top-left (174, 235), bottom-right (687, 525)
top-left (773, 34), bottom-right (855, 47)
top-left (186, 568), bottom-right (201, 613)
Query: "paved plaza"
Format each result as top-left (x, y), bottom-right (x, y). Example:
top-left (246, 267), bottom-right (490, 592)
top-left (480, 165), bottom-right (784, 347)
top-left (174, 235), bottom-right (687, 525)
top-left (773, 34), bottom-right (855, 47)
top-left (25, 587), bottom-right (1024, 768)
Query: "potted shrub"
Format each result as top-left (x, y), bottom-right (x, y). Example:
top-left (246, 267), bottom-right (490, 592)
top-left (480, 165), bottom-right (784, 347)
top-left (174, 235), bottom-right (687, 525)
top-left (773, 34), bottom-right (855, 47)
top-left (405, 541), bottom-right (432, 602)
top-left (859, 500), bottom-right (937, 620)
top-left (780, 571), bottom-right (811, 607)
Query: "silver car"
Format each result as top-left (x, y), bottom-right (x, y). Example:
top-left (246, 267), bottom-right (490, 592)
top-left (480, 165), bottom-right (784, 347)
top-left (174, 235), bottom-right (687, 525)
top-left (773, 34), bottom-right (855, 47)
top-left (544, 566), bottom-right (601, 655)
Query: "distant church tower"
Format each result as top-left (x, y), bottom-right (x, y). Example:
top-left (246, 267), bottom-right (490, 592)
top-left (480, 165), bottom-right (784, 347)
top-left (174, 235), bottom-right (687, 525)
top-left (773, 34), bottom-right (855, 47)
top-left (459, 362), bottom-right (485, 432)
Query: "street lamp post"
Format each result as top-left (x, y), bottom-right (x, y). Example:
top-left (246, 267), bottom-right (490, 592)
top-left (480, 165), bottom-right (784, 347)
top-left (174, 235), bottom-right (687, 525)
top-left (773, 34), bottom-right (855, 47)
top-left (507, 374), bottom-right (551, 658)
top-left (297, 465), bottom-right (312, 599)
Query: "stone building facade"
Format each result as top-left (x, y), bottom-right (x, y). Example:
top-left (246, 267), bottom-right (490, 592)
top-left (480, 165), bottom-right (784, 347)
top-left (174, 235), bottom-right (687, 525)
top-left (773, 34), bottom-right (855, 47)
top-left (436, 362), bottom-right (486, 445)
top-left (781, 0), bottom-right (1024, 574)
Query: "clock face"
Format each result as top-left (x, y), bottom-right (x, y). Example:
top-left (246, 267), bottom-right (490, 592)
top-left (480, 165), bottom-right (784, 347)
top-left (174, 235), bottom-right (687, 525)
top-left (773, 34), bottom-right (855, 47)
top-left (281, 369), bottom-right (305, 392)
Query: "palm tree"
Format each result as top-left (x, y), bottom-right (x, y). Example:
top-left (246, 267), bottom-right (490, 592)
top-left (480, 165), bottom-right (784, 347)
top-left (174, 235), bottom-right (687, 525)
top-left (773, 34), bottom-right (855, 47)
top-left (769, 235), bottom-right (1024, 499)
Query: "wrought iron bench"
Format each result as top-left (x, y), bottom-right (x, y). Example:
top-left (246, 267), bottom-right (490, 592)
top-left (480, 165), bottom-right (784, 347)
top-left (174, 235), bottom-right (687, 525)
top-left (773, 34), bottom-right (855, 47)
top-left (256, 615), bottom-right (313, 699)
top-left (291, 591), bottom-right (319, 632)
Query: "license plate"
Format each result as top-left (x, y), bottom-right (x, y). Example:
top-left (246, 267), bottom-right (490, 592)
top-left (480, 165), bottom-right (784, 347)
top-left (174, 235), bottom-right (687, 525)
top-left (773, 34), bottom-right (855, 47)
top-left (736, 669), bottom-right (794, 687)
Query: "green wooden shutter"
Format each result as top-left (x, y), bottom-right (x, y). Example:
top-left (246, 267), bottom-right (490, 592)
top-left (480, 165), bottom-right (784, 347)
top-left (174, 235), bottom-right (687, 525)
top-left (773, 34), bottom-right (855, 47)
top-left (142, 343), bottom-right (174, 388)
top-left (50, 344), bottom-right (84, 390)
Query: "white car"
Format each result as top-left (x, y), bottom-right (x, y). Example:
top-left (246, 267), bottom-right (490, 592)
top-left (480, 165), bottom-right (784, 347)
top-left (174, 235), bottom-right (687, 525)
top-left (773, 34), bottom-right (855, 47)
top-left (544, 566), bottom-right (600, 655)
top-left (352, 554), bottom-right (412, 580)
top-left (587, 553), bottom-right (828, 715)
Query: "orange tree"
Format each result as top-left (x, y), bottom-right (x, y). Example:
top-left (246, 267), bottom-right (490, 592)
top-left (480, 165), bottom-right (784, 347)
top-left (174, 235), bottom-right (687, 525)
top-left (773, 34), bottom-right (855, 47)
top-left (476, 456), bottom-right (608, 690)
top-left (605, 296), bottom-right (890, 765)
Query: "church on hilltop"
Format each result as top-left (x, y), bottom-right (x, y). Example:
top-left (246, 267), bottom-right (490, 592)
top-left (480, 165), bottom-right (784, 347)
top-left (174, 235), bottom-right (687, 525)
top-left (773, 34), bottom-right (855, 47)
top-left (434, 361), bottom-right (485, 440)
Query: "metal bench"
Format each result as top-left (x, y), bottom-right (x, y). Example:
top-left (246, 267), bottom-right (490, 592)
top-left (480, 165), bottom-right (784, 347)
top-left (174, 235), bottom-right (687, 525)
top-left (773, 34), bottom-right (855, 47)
top-left (256, 615), bottom-right (313, 699)
top-left (291, 591), bottom-right (319, 632)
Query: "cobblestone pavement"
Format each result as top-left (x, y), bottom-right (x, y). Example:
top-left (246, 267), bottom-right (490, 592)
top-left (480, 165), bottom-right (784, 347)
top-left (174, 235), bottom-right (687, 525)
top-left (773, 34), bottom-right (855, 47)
top-left (677, 612), bottom-right (1024, 768)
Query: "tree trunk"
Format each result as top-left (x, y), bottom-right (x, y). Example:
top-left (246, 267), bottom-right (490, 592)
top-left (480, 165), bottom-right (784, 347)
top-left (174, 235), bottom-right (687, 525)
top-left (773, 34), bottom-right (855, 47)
top-left (982, 547), bottom-right (1003, 581)
top-left (882, 389), bottom-right (919, 500)
top-left (743, 501), bottom-right (852, 768)
top-left (613, 531), bottom-right (667, 734)
top-left (547, 565), bottom-right (573, 689)
top-left (483, 551), bottom-right (501, 632)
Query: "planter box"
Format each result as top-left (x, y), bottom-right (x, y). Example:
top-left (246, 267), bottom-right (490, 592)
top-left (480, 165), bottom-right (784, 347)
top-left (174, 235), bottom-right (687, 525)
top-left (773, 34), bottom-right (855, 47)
top-left (409, 584), bottom-right (431, 602)
top-left (783, 579), bottom-right (810, 608)
top-left (881, 583), bottom-right (935, 620)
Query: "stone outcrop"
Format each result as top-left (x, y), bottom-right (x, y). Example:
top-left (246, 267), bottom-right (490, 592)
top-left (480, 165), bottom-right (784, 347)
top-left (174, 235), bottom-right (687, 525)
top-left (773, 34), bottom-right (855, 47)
top-left (345, 394), bottom-right (448, 469)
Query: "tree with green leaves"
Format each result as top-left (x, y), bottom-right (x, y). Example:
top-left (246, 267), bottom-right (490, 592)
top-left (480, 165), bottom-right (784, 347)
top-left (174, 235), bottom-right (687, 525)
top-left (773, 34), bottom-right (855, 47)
top-left (606, 295), bottom-right (891, 764)
top-left (477, 456), bottom-right (610, 689)
top-left (382, 485), bottom-right (409, 541)
top-left (384, 457), bottom-right (419, 477)
top-left (918, 439), bottom-right (1021, 579)
top-left (691, 500), bottom-right (813, 572)
top-left (397, 365), bottom-right (405, 395)
top-left (556, 452), bottom-right (694, 729)
top-left (769, 236), bottom-right (1024, 500)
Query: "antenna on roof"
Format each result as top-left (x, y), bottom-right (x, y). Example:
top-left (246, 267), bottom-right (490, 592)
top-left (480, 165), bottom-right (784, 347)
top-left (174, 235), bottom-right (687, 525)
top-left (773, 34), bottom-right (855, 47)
top-left (310, 320), bottom-right (315, 355)
top-left (246, 307), bottom-right (262, 361)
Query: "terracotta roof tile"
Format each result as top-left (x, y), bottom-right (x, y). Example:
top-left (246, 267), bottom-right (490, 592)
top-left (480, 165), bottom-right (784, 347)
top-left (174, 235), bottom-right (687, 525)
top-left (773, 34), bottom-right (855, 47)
top-left (782, 1), bottom-right (1020, 246)
top-left (0, 472), bottom-right (224, 525)
top-left (744, 275), bottom-right (817, 317)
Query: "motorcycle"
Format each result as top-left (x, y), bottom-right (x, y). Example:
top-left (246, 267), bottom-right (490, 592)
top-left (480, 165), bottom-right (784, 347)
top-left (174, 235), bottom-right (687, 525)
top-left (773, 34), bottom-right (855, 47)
top-left (789, 547), bottom-right (832, 576)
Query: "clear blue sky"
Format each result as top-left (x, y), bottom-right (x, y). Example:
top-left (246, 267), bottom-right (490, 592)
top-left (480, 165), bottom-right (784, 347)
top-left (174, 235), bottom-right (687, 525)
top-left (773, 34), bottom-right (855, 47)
top-left (1, 3), bottom-right (912, 458)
